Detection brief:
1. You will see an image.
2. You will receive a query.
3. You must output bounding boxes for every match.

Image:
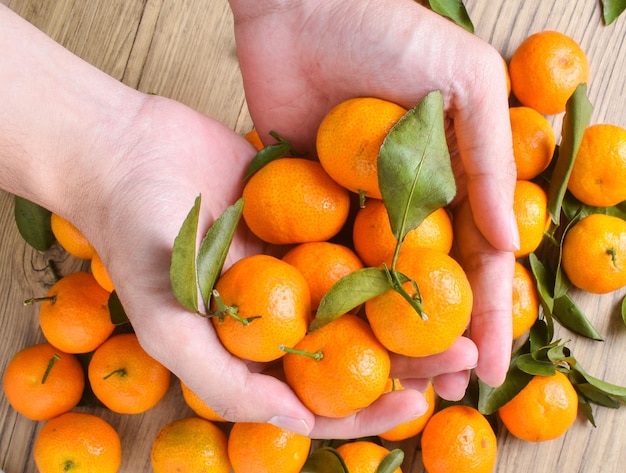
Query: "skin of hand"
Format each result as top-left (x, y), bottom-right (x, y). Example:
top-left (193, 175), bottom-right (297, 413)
top-left (229, 0), bottom-right (519, 391)
top-left (0, 3), bottom-right (480, 440)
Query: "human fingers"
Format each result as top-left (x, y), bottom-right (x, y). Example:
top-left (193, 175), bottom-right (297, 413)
top-left (432, 370), bottom-right (472, 401)
top-left (453, 199), bottom-right (516, 387)
top-left (309, 389), bottom-right (428, 440)
top-left (389, 335), bottom-right (478, 380)
top-left (133, 304), bottom-right (315, 436)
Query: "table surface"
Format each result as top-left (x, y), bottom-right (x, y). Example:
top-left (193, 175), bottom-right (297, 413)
top-left (1, 1), bottom-right (626, 472)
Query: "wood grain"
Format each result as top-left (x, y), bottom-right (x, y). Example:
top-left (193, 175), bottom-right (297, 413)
top-left (1, 1), bottom-right (625, 472)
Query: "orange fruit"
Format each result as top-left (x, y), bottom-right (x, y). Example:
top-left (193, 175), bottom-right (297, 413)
top-left (91, 251), bottom-right (115, 292)
top-left (228, 422), bottom-right (311, 473)
top-left (378, 380), bottom-right (436, 441)
top-left (512, 261), bottom-right (540, 339)
top-left (2, 342), bottom-right (84, 421)
top-left (212, 254), bottom-right (311, 362)
top-left (336, 440), bottom-right (402, 473)
top-left (352, 199), bottom-right (453, 267)
top-left (242, 157), bottom-right (350, 245)
top-left (498, 370), bottom-right (578, 442)
top-left (33, 412), bottom-right (122, 473)
top-left (282, 241), bottom-right (364, 311)
top-left (180, 382), bottom-right (226, 422)
top-left (421, 405), bottom-right (497, 473)
top-left (151, 416), bottom-right (231, 473)
top-left (365, 248), bottom-right (473, 358)
top-left (37, 271), bottom-right (115, 354)
top-left (503, 56), bottom-right (511, 97)
top-left (245, 128), bottom-right (265, 151)
top-left (509, 30), bottom-right (589, 115)
top-left (282, 313), bottom-right (390, 418)
top-left (510, 106), bottom-right (556, 180)
top-left (513, 179), bottom-right (550, 259)
top-left (50, 213), bottom-right (95, 259)
top-left (567, 123), bottom-right (626, 207)
top-left (88, 332), bottom-right (171, 414)
top-left (316, 97), bottom-right (408, 199)
top-left (561, 213), bottom-right (626, 294)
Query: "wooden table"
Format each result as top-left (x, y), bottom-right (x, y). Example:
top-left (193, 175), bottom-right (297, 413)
top-left (1, 1), bottom-right (625, 472)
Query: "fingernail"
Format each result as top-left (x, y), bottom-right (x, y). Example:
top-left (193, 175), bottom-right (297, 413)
top-left (510, 209), bottom-right (521, 251)
top-left (268, 416), bottom-right (311, 436)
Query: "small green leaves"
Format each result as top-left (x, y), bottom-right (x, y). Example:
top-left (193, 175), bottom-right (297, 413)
top-left (376, 449), bottom-right (404, 473)
top-left (601, 0), bottom-right (626, 25)
top-left (170, 196), bottom-right (203, 313)
top-left (621, 295), bottom-right (626, 327)
top-left (243, 131), bottom-right (292, 180)
top-left (300, 446), bottom-right (347, 473)
top-left (378, 90), bottom-right (456, 246)
top-left (14, 196), bottom-right (55, 251)
top-left (428, 0), bottom-right (474, 33)
top-left (312, 268), bottom-right (408, 331)
top-left (170, 195), bottom-right (243, 315)
top-left (547, 83), bottom-right (593, 225)
top-left (197, 199), bottom-right (244, 309)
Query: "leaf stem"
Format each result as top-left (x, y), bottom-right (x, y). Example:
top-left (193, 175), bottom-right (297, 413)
top-left (209, 289), bottom-right (261, 326)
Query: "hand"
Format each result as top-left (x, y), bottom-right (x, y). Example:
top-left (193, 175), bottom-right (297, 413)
top-left (229, 0), bottom-right (518, 389)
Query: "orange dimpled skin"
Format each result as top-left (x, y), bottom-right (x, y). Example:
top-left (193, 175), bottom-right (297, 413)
top-left (282, 241), bottom-right (364, 311)
top-left (336, 441), bottom-right (402, 473)
top-left (242, 157), bottom-right (350, 245)
top-left (513, 179), bottom-right (550, 259)
top-left (38, 271), bottom-right (115, 354)
top-left (316, 97), bottom-right (407, 199)
top-left (228, 422), bottom-right (311, 473)
top-left (212, 254), bottom-right (311, 362)
top-left (88, 333), bottom-right (171, 414)
top-left (33, 412), bottom-right (122, 473)
top-left (50, 213), bottom-right (95, 260)
top-left (509, 30), bottom-right (589, 115)
top-left (498, 371), bottom-right (578, 442)
top-left (283, 314), bottom-right (390, 418)
top-left (561, 213), bottom-right (626, 294)
top-left (352, 199), bottom-right (453, 267)
top-left (2, 343), bottom-right (84, 421)
top-left (151, 417), bottom-right (231, 473)
top-left (365, 248), bottom-right (473, 358)
top-left (421, 405), bottom-right (497, 473)
top-left (509, 106), bottom-right (556, 180)
top-left (512, 261), bottom-right (539, 339)
top-left (567, 123), bottom-right (626, 207)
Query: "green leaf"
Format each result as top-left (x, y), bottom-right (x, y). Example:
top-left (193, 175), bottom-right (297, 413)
top-left (376, 449), bottom-right (405, 473)
top-left (312, 268), bottom-right (408, 331)
top-left (529, 318), bottom-right (552, 351)
top-left (108, 291), bottom-right (129, 325)
top-left (197, 198), bottom-right (244, 309)
top-left (429, 0), bottom-right (474, 33)
top-left (515, 354), bottom-right (557, 376)
top-left (547, 84), bottom-right (593, 225)
top-left (576, 383), bottom-right (621, 409)
top-left (378, 90), bottom-right (456, 245)
top-left (601, 0), bottom-right (626, 25)
top-left (552, 293), bottom-right (603, 340)
top-left (478, 366), bottom-right (533, 415)
top-left (170, 195), bottom-right (201, 313)
top-left (243, 131), bottom-right (292, 180)
top-left (571, 364), bottom-right (626, 399)
top-left (528, 253), bottom-right (555, 339)
top-left (300, 446), bottom-right (348, 473)
top-left (13, 196), bottom-right (55, 251)
top-left (577, 395), bottom-right (597, 426)
top-left (621, 295), bottom-right (626, 327)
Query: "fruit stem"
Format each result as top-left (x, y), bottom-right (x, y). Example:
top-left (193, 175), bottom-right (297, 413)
top-left (103, 368), bottom-right (127, 380)
top-left (64, 461), bottom-right (74, 472)
top-left (279, 344), bottom-right (324, 361)
top-left (41, 353), bottom-right (61, 384)
top-left (384, 266), bottom-right (428, 320)
top-left (23, 295), bottom-right (56, 306)
top-left (607, 247), bottom-right (620, 269)
top-left (210, 289), bottom-right (261, 325)
top-left (358, 190), bottom-right (367, 208)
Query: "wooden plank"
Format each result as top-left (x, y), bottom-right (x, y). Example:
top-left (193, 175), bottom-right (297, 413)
top-left (0, 0), bottom-right (625, 472)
